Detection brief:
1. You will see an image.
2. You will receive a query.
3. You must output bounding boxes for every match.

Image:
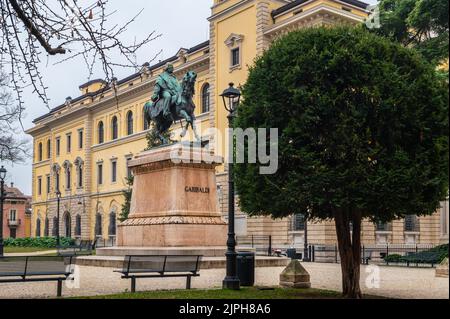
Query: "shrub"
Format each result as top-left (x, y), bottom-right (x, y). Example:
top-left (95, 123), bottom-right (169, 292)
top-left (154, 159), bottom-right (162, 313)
top-left (4, 237), bottom-right (75, 248)
top-left (384, 254), bottom-right (403, 263)
top-left (384, 244), bottom-right (449, 264)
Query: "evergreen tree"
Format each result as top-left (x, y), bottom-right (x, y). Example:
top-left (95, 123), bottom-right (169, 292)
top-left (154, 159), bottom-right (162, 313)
top-left (234, 26), bottom-right (449, 298)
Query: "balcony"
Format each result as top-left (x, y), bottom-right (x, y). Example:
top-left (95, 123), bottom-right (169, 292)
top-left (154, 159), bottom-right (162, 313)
top-left (8, 219), bottom-right (21, 227)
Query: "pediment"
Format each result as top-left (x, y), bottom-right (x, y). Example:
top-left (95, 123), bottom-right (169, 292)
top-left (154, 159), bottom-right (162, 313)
top-left (224, 33), bottom-right (244, 47)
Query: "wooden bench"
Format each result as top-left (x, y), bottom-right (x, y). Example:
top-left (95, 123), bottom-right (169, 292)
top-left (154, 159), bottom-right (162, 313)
top-left (114, 255), bottom-right (203, 293)
top-left (0, 256), bottom-right (75, 297)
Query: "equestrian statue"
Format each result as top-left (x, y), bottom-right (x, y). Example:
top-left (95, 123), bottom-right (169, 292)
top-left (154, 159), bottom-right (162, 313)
top-left (144, 64), bottom-right (200, 145)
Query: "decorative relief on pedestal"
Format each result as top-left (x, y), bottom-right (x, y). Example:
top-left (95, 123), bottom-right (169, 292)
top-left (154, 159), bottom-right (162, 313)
top-left (120, 216), bottom-right (227, 226)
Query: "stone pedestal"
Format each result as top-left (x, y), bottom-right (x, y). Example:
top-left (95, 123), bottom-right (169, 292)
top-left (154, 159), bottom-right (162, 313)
top-left (435, 258), bottom-right (449, 278)
top-left (279, 260), bottom-right (311, 289)
top-left (118, 144), bottom-right (228, 247)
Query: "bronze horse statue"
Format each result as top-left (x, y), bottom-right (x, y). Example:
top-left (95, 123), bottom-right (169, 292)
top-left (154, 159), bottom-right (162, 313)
top-left (144, 71), bottom-right (200, 144)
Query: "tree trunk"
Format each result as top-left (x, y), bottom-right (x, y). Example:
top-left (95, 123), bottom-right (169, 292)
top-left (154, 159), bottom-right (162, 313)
top-left (334, 208), bottom-right (363, 299)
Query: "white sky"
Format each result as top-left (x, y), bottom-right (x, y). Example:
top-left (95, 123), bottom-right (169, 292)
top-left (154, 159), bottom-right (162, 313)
top-left (2, 0), bottom-right (377, 195)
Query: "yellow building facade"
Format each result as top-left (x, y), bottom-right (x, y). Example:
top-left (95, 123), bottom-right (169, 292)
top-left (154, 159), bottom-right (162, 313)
top-left (27, 0), bottom-right (449, 248)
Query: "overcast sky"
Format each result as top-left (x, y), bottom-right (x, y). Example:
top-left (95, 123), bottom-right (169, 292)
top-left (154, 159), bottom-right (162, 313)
top-left (2, 0), bottom-right (377, 195)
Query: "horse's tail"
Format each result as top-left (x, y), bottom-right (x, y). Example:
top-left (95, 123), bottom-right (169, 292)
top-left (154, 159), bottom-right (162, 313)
top-left (144, 101), bottom-right (153, 121)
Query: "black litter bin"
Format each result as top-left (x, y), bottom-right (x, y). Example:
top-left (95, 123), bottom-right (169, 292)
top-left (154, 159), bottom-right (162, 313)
top-left (236, 251), bottom-right (255, 286)
top-left (286, 248), bottom-right (296, 259)
top-left (286, 248), bottom-right (302, 260)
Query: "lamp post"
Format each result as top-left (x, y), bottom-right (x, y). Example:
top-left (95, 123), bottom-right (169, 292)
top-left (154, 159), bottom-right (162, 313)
top-left (220, 83), bottom-right (241, 290)
top-left (303, 219), bottom-right (309, 262)
top-left (0, 166), bottom-right (7, 257)
top-left (56, 189), bottom-right (61, 247)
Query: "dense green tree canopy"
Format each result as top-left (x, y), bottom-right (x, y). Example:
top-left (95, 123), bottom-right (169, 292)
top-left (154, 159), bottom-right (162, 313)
top-left (374, 0), bottom-right (449, 66)
top-left (234, 26), bottom-right (449, 224)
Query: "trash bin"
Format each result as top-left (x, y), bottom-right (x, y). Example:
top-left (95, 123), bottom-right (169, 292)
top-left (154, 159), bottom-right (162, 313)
top-left (286, 248), bottom-right (297, 259)
top-left (236, 251), bottom-right (255, 286)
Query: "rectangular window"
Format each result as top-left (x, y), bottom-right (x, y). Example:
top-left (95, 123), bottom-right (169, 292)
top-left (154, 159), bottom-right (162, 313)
top-left (231, 47), bottom-right (240, 66)
top-left (37, 177), bottom-right (42, 196)
top-left (126, 158), bottom-right (133, 179)
top-left (78, 129), bottom-right (84, 149)
top-left (78, 166), bottom-right (83, 188)
top-left (56, 137), bottom-right (61, 156)
top-left (67, 134), bottom-right (72, 153)
top-left (112, 161), bottom-right (117, 183)
top-left (56, 173), bottom-right (60, 192)
top-left (9, 210), bottom-right (17, 221)
top-left (98, 164), bottom-right (103, 185)
top-left (66, 168), bottom-right (71, 190)
top-left (46, 175), bottom-right (51, 194)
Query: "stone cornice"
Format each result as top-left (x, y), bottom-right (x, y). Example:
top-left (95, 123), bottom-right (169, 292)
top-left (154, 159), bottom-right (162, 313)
top-left (91, 130), bottom-right (148, 152)
top-left (271, 0), bottom-right (369, 19)
top-left (208, 0), bottom-right (256, 21)
top-left (210, 0), bottom-right (289, 21)
top-left (265, 4), bottom-right (366, 36)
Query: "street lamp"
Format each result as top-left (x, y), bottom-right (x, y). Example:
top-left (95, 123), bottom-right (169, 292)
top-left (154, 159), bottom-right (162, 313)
top-left (0, 166), bottom-right (7, 257)
top-left (220, 83), bottom-right (241, 290)
top-left (56, 189), bottom-right (62, 247)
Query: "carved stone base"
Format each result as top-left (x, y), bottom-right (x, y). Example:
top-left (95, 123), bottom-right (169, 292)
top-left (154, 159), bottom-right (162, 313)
top-left (118, 223), bottom-right (227, 247)
top-left (117, 144), bottom-right (227, 248)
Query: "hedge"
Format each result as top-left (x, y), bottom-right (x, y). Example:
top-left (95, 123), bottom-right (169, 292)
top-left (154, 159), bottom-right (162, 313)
top-left (3, 237), bottom-right (75, 248)
top-left (384, 244), bottom-right (449, 264)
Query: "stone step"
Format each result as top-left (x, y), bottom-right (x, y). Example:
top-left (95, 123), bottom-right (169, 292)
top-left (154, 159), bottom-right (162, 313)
top-left (75, 255), bottom-right (290, 269)
top-left (96, 246), bottom-right (256, 257)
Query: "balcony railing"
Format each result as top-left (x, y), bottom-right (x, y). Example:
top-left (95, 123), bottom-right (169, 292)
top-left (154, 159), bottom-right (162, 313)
top-left (8, 219), bottom-right (20, 227)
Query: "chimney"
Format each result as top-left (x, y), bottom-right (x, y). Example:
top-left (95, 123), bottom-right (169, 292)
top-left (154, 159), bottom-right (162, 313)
top-left (10, 182), bottom-right (14, 188)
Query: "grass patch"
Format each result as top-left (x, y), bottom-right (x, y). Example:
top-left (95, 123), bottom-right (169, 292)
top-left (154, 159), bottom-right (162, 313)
top-left (4, 247), bottom-right (56, 254)
top-left (78, 287), bottom-right (385, 299)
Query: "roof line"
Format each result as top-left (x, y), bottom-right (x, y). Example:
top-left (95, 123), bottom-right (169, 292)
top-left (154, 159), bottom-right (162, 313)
top-left (271, 0), bottom-right (369, 18)
top-left (32, 40), bottom-right (210, 124)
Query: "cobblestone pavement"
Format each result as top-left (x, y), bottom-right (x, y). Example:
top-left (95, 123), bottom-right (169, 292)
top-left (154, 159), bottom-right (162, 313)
top-left (0, 263), bottom-right (447, 299)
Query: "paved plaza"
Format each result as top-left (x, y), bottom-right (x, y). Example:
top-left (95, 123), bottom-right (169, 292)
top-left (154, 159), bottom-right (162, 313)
top-left (0, 263), bottom-right (447, 299)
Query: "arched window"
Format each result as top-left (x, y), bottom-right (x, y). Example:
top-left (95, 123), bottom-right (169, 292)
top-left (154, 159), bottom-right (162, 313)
top-left (98, 121), bottom-right (104, 144)
top-left (109, 212), bottom-right (117, 236)
top-left (64, 162), bottom-right (71, 190)
top-left (44, 217), bottom-right (49, 237)
top-left (95, 213), bottom-right (103, 237)
top-left (38, 143), bottom-right (43, 162)
top-left (75, 215), bottom-right (82, 237)
top-left (111, 116), bottom-right (118, 140)
top-left (143, 108), bottom-right (149, 130)
top-left (64, 212), bottom-right (71, 238)
top-left (47, 140), bottom-right (51, 159)
top-left (52, 217), bottom-right (58, 237)
top-left (36, 218), bottom-right (41, 237)
top-left (201, 83), bottom-right (210, 113)
top-left (127, 111), bottom-right (134, 135)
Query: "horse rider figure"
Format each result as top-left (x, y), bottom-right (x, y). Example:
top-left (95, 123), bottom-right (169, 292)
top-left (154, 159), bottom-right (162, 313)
top-left (151, 63), bottom-right (183, 119)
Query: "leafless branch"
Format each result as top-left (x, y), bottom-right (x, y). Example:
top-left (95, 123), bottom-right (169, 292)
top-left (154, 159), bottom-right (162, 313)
top-left (0, 0), bottom-right (161, 111)
top-left (0, 71), bottom-right (30, 162)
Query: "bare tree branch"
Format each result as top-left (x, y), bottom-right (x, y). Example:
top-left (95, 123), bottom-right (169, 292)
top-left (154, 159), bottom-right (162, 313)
top-left (0, 71), bottom-right (30, 163)
top-left (0, 0), bottom-right (161, 111)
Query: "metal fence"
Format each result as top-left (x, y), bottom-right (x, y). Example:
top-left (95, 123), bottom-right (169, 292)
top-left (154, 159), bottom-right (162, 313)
top-left (94, 236), bottom-right (116, 248)
top-left (309, 243), bottom-right (437, 266)
top-left (236, 235), bottom-right (272, 256)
